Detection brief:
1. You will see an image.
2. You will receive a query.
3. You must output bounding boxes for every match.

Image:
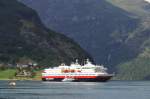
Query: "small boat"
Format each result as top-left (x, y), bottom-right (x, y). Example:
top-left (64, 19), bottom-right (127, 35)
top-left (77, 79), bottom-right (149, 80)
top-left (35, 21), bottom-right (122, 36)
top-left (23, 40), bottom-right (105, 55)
top-left (9, 81), bottom-right (16, 86)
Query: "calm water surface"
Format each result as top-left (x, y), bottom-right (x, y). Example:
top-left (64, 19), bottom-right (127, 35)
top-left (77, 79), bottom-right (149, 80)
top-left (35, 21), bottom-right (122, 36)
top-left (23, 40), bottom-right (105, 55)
top-left (0, 81), bottom-right (150, 99)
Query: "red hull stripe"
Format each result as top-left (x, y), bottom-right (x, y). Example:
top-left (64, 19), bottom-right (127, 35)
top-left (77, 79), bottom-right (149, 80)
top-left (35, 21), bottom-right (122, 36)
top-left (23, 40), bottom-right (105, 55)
top-left (42, 76), bottom-right (100, 79)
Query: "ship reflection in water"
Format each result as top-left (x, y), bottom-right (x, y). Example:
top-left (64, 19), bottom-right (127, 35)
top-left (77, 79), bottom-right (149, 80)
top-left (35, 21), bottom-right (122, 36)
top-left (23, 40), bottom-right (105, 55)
top-left (42, 59), bottom-right (113, 82)
top-left (0, 81), bottom-right (150, 99)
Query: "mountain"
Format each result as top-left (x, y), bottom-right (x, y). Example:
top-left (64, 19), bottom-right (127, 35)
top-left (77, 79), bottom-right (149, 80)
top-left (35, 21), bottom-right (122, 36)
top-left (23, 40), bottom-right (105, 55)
top-left (107, 0), bottom-right (150, 16)
top-left (19, 0), bottom-right (138, 66)
top-left (0, 0), bottom-right (91, 66)
top-left (20, 0), bottom-right (150, 80)
top-left (106, 0), bottom-right (150, 80)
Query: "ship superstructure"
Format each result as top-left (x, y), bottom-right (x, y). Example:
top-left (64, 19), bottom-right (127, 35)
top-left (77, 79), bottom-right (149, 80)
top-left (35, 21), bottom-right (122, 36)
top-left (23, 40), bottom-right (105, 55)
top-left (42, 59), bottom-right (113, 82)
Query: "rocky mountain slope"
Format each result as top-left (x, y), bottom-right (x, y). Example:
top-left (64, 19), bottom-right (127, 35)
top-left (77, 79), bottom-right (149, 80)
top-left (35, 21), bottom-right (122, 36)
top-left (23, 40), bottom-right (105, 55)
top-left (0, 0), bottom-right (91, 66)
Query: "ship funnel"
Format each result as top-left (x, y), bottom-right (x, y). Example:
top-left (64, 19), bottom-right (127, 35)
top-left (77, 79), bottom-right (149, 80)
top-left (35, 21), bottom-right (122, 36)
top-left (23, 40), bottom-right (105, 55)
top-left (75, 59), bottom-right (79, 64)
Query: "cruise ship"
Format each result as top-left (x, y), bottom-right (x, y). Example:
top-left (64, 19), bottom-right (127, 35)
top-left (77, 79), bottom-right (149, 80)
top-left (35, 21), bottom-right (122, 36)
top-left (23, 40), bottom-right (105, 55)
top-left (41, 59), bottom-right (113, 82)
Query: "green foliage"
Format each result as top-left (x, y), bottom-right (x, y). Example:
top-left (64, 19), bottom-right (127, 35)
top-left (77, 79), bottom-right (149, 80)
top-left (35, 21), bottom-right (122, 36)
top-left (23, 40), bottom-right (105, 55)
top-left (0, 69), bottom-right (16, 79)
top-left (116, 48), bottom-right (150, 80)
top-left (32, 70), bottom-right (42, 80)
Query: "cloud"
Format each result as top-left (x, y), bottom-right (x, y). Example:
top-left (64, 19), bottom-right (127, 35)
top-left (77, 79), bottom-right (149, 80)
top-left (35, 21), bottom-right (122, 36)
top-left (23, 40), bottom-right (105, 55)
top-left (145, 0), bottom-right (150, 3)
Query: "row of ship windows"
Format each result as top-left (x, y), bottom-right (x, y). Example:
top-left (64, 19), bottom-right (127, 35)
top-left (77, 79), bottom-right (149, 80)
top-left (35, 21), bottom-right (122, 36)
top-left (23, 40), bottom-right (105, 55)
top-left (46, 73), bottom-right (96, 75)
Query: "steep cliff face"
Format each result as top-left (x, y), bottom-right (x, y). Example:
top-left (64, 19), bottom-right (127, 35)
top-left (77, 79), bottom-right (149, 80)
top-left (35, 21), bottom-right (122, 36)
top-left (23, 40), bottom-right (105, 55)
top-left (0, 0), bottom-right (91, 66)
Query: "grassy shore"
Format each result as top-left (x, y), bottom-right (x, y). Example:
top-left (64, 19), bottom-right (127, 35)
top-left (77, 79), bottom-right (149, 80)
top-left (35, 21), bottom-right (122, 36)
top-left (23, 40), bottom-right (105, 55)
top-left (0, 69), bottom-right (16, 80)
top-left (0, 69), bottom-right (42, 81)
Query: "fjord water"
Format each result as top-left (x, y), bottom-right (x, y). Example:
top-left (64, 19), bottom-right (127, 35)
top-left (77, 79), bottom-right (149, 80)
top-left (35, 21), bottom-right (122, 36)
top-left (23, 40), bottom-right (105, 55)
top-left (0, 81), bottom-right (150, 99)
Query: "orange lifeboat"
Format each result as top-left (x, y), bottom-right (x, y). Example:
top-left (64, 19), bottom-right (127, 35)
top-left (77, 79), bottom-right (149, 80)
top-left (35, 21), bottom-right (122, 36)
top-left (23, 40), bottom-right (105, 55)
top-left (70, 69), bottom-right (75, 72)
top-left (62, 69), bottom-right (69, 73)
top-left (77, 70), bottom-right (81, 72)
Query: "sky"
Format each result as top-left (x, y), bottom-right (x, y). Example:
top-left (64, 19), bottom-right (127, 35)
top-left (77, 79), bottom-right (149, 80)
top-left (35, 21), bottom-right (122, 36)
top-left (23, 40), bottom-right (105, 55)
top-left (145, 0), bottom-right (150, 3)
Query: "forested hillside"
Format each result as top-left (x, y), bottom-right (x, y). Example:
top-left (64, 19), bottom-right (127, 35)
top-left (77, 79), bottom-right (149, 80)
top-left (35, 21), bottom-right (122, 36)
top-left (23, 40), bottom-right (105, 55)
top-left (0, 0), bottom-right (91, 67)
top-left (107, 0), bottom-right (150, 80)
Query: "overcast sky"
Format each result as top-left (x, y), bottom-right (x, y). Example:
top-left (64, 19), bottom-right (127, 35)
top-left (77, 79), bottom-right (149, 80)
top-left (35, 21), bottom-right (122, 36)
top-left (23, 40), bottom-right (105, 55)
top-left (145, 0), bottom-right (150, 3)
